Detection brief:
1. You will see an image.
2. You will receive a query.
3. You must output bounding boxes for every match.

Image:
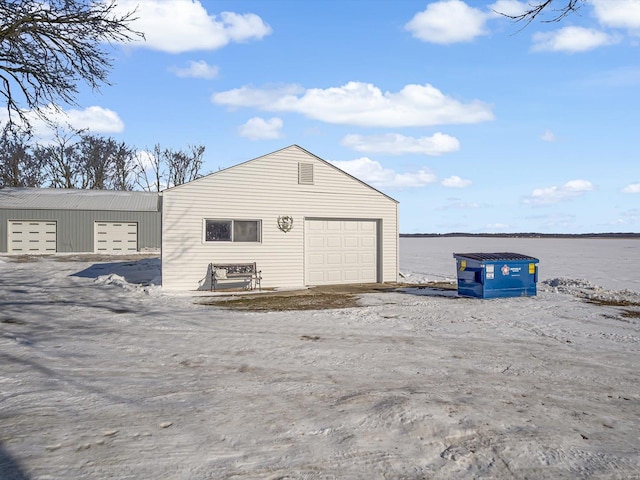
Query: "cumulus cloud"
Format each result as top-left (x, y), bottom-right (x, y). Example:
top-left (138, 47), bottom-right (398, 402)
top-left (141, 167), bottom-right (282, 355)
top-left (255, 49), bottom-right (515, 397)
top-left (488, 0), bottom-right (528, 18)
top-left (405, 0), bottom-right (489, 44)
top-left (212, 82), bottom-right (494, 127)
top-left (170, 60), bottom-right (219, 79)
top-left (0, 105), bottom-right (125, 140)
top-left (341, 133), bottom-right (460, 156)
top-left (622, 182), bottom-right (640, 193)
top-left (441, 175), bottom-right (472, 188)
top-left (237, 117), bottom-right (283, 140)
top-left (63, 106), bottom-right (125, 132)
top-left (113, 0), bottom-right (271, 53)
top-left (540, 129), bottom-right (558, 142)
top-left (331, 157), bottom-right (437, 189)
top-left (523, 179), bottom-right (594, 205)
top-left (532, 26), bottom-right (619, 53)
top-left (591, 0), bottom-right (640, 31)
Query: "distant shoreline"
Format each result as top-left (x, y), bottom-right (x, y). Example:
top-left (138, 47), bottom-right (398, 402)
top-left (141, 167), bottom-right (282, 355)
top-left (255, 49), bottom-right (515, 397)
top-left (400, 233), bottom-right (640, 239)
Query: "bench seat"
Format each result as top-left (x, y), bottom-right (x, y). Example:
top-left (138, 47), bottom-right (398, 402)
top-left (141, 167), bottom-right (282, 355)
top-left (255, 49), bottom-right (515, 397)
top-left (210, 262), bottom-right (261, 291)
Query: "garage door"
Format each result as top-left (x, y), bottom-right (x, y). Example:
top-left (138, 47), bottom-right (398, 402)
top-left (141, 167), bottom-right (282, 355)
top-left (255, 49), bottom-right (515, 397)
top-left (94, 222), bottom-right (138, 253)
top-left (8, 220), bottom-right (57, 253)
top-left (305, 219), bottom-right (378, 285)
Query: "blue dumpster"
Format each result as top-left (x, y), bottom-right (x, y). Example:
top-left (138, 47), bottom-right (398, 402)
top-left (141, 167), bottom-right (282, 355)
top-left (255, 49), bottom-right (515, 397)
top-left (453, 252), bottom-right (539, 299)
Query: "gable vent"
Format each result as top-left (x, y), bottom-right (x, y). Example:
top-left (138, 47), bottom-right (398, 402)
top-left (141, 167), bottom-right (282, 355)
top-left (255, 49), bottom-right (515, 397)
top-left (298, 162), bottom-right (314, 185)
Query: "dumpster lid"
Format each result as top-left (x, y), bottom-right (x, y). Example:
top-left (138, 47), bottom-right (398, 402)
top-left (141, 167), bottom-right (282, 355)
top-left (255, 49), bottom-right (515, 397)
top-left (453, 252), bottom-right (539, 262)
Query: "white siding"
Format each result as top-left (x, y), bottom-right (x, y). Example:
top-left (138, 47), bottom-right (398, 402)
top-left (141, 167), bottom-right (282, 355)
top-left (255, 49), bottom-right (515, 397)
top-left (161, 145), bottom-right (398, 291)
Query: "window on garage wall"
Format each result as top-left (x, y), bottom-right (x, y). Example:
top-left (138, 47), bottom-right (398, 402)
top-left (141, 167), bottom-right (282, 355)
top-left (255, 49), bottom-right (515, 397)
top-left (204, 219), bottom-right (261, 242)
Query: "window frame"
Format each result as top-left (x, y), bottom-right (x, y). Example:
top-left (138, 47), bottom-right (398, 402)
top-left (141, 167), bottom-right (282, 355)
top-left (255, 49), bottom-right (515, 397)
top-left (203, 218), bottom-right (262, 243)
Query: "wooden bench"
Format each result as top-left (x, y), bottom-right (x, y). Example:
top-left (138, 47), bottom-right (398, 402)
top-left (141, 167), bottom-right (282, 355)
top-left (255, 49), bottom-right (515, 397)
top-left (210, 262), bottom-right (261, 291)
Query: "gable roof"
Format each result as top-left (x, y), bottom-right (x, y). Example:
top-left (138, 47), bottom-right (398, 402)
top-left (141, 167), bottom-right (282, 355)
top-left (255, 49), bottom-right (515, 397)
top-left (0, 187), bottom-right (160, 212)
top-left (163, 145), bottom-right (399, 204)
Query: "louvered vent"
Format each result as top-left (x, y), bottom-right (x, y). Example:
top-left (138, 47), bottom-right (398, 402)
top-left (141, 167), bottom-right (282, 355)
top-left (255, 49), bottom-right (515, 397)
top-left (298, 162), bottom-right (314, 185)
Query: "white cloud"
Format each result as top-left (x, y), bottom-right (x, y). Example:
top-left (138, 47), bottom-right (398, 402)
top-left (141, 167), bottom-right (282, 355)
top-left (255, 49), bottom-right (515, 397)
top-left (532, 26), bottom-right (619, 53)
top-left (405, 0), bottom-right (489, 44)
top-left (64, 106), bottom-right (125, 133)
top-left (523, 179), bottom-right (594, 205)
top-left (622, 182), bottom-right (640, 193)
top-left (330, 157), bottom-right (437, 189)
top-left (0, 105), bottom-right (125, 140)
top-left (591, 0), bottom-right (640, 31)
top-left (237, 117), bottom-right (283, 140)
top-left (488, 0), bottom-right (528, 18)
top-left (170, 60), bottom-right (219, 79)
top-left (341, 133), bottom-right (460, 156)
top-left (212, 82), bottom-right (494, 127)
top-left (114, 0), bottom-right (271, 53)
top-left (540, 129), bottom-right (558, 142)
top-left (441, 175), bottom-right (472, 188)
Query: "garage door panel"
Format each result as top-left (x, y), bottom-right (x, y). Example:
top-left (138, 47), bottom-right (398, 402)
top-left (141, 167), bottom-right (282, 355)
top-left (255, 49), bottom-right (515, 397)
top-left (344, 270), bottom-right (359, 281)
top-left (343, 237), bottom-right (358, 248)
top-left (305, 219), bottom-right (378, 285)
top-left (94, 222), bottom-right (137, 253)
top-left (360, 252), bottom-right (376, 262)
top-left (327, 253), bottom-right (342, 264)
top-left (344, 253), bottom-right (359, 264)
top-left (326, 270), bottom-right (342, 282)
top-left (308, 237), bottom-right (324, 248)
top-left (9, 221), bottom-right (57, 253)
top-left (360, 237), bottom-right (376, 248)
top-left (327, 237), bottom-right (341, 247)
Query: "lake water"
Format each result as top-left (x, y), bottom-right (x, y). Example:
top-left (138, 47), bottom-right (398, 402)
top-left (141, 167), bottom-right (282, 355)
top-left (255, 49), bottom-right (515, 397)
top-left (400, 236), bottom-right (640, 293)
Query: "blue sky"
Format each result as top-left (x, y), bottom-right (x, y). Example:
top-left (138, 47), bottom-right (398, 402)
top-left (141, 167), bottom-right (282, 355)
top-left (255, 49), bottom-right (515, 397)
top-left (11, 0), bottom-right (640, 233)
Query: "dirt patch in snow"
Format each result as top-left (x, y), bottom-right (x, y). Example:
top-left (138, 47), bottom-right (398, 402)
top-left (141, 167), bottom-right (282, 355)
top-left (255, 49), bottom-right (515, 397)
top-left (5, 253), bottom-right (159, 263)
top-left (199, 282), bottom-right (456, 311)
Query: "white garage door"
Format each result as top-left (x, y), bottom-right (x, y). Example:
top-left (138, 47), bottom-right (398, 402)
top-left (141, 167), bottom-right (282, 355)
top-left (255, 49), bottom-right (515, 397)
top-left (305, 219), bottom-right (378, 285)
top-left (94, 222), bottom-right (138, 253)
top-left (8, 220), bottom-right (57, 253)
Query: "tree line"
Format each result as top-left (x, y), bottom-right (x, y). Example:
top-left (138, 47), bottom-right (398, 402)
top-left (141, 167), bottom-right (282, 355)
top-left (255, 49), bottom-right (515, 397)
top-left (0, 125), bottom-right (205, 191)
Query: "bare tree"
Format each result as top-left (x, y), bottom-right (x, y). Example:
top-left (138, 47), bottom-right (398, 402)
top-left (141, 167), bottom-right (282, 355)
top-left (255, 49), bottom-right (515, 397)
top-left (135, 144), bottom-right (205, 192)
top-left (0, 0), bottom-right (143, 131)
top-left (35, 125), bottom-right (84, 188)
top-left (496, 1), bottom-right (585, 25)
top-left (109, 140), bottom-right (137, 191)
top-left (167, 144), bottom-right (205, 187)
top-left (78, 134), bottom-right (112, 189)
top-left (0, 125), bottom-right (43, 187)
top-left (135, 143), bottom-right (164, 192)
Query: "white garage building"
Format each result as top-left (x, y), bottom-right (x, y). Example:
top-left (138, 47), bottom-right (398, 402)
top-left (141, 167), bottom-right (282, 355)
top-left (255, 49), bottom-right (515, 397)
top-left (161, 145), bottom-right (398, 291)
top-left (0, 188), bottom-right (161, 254)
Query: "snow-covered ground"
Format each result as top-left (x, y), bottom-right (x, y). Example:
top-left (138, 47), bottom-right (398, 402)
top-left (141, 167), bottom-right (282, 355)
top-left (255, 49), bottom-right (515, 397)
top-left (1, 238), bottom-right (639, 479)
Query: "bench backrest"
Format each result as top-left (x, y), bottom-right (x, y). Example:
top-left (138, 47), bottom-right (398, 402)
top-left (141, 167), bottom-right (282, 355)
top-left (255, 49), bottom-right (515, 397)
top-left (210, 263), bottom-right (257, 275)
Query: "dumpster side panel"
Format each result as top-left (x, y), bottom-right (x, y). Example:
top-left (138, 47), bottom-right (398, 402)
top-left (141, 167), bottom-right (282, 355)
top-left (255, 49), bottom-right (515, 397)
top-left (455, 257), bottom-right (485, 298)
top-left (482, 260), bottom-right (538, 298)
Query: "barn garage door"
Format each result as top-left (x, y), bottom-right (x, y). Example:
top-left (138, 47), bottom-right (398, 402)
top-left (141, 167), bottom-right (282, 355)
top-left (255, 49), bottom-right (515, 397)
top-left (94, 222), bottom-right (138, 253)
top-left (8, 220), bottom-right (57, 253)
top-left (305, 219), bottom-right (378, 285)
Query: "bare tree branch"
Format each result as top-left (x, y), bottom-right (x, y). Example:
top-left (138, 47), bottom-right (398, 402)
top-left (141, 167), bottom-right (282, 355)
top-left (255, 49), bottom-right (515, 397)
top-left (494, 0), bottom-right (585, 28)
top-left (0, 0), bottom-right (144, 131)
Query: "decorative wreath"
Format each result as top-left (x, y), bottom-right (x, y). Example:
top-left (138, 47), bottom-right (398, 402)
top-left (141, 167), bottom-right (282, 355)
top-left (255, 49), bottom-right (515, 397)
top-left (277, 215), bottom-right (294, 233)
